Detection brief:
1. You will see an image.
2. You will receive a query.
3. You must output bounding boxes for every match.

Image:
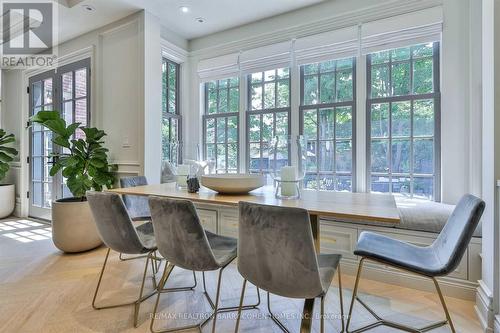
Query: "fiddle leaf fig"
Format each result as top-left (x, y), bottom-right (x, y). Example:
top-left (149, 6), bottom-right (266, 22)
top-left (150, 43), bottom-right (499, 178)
top-left (30, 111), bottom-right (116, 200)
top-left (0, 130), bottom-right (18, 182)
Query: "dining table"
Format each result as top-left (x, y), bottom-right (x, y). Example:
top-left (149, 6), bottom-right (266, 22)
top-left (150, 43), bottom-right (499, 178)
top-left (109, 182), bottom-right (400, 333)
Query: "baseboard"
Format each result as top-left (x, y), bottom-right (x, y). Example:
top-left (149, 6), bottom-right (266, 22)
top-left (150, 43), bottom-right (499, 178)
top-left (495, 315), bottom-right (500, 333)
top-left (340, 258), bottom-right (478, 300)
top-left (14, 197), bottom-right (21, 217)
top-left (475, 280), bottom-right (495, 332)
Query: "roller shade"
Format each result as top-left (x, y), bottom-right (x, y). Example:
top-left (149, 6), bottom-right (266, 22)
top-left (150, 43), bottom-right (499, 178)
top-left (239, 40), bottom-right (292, 74)
top-left (294, 26), bottom-right (359, 65)
top-left (361, 6), bottom-right (442, 55)
top-left (198, 52), bottom-right (239, 82)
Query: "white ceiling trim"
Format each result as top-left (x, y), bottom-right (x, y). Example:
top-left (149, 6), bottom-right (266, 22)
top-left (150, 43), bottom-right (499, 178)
top-left (161, 38), bottom-right (188, 64)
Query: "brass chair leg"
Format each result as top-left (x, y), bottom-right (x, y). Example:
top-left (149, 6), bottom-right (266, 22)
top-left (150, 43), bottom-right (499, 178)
top-left (234, 279), bottom-right (247, 333)
top-left (346, 258), bottom-right (455, 333)
top-left (267, 292), bottom-right (291, 333)
top-left (320, 295), bottom-right (325, 333)
top-left (92, 249), bottom-right (157, 328)
top-left (338, 265), bottom-right (345, 333)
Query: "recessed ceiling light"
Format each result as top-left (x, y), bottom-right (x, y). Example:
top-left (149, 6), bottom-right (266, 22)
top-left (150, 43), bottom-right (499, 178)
top-left (195, 17), bottom-right (205, 23)
top-left (179, 6), bottom-right (190, 13)
top-left (81, 4), bottom-right (95, 12)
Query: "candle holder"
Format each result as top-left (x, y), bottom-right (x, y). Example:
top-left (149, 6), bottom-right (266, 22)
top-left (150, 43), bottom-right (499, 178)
top-left (268, 135), bottom-right (307, 199)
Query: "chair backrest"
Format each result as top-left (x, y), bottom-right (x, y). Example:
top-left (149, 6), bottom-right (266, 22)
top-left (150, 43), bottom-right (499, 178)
top-left (432, 194), bottom-right (485, 275)
top-left (120, 176), bottom-right (150, 219)
top-left (148, 196), bottom-right (220, 271)
top-left (87, 191), bottom-right (148, 254)
top-left (238, 202), bottom-right (324, 299)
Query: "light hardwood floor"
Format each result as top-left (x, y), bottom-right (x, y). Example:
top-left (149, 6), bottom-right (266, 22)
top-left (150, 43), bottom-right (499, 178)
top-left (0, 218), bottom-right (482, 333)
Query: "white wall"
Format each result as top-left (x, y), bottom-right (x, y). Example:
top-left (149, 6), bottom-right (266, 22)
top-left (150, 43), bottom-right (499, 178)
top-left (185, 0), bottom-right (478, 205)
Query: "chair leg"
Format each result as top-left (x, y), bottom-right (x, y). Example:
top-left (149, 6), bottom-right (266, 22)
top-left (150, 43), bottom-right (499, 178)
top-left (432, 277), bottom-right (456, 333)
top-left (234, 279), bottom-right (247, 333)
top-left (338, 264), bottom-right (345, 333)
top-left (320, 295), bottom-right (325, 333)
top-left (92, 249), bottom-right (157, 328)
top-left (346, 258), bottom-right (364, 332)
top-left (267, 292), bottom-right (291, 333)
top-left (211, 267), bottom-right (225, 333)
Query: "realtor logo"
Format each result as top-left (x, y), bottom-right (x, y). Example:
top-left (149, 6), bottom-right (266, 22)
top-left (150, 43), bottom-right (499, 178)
top-left (1, 0), bottom-right (58, 68)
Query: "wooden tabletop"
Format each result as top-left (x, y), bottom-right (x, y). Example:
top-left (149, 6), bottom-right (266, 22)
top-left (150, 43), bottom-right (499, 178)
top-left (109, 183), bottom-right (400, 224)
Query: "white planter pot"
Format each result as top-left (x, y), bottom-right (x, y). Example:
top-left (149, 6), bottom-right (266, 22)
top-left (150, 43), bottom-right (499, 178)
top-left (51, 199), bottom-right (102, 253)
top-left (0, 184), bottom-right (15, 218)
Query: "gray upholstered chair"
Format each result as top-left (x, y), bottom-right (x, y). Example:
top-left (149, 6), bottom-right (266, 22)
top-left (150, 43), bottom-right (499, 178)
top-left (120, 176), bottom-right (151, 221)
top-left (235, 202), bottom-right (344, 333)
top-left (148, 196), bottom-right (260, 333)
top-left (346, 194), bottom-right (485, 333)
top-left (87, 191), bottom-right (159, 328)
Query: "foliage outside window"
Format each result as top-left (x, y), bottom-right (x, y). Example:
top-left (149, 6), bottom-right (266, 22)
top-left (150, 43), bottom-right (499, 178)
top-left (247, 68), bottom-right (290, 173)
top-left (300, 58), bottom-right (356, 191)
top-left (203, 77), bottom-right (239, 173)
top-left (162, 58), bottom-right (181, 161)
top-left (368, 42), bottom-right (440, 200)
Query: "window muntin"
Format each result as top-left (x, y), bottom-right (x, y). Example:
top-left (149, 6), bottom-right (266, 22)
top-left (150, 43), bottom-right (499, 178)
top-left (247, 68), bottom-right (291, 173)
top-left (300, 57), bottom-right (356, 191)
top-left (162, 58), bottom-right (181, 162)
top-left (367, 42), bottom-right (440, 200)
top-left (203, 77), bottom-right (239, 173)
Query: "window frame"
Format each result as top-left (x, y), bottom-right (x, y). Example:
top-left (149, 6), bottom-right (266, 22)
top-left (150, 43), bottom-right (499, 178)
top-left (162, 58), bottom-right (181, 162)
top-left (202, 77), bottom-right (240, 173)
top-left (299, 57), bottom-right (357, 191)
top-left (246, 68), bottom-right (292, 173)
top-left (366, 42), bottom-right (441, 201)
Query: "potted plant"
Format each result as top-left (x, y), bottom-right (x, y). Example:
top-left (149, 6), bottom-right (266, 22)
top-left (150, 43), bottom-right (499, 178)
top-left (0, 130), bottom-right (18, 218)
top-left (31, 111), bottom-right (117, 253)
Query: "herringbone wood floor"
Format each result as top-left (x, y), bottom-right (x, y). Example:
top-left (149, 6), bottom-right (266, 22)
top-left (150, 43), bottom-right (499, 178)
top-left (0, 218), bottom-right (482, 332)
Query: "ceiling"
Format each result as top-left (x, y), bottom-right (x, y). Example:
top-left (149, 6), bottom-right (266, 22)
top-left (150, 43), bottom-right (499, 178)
top-left (56, 0), bottom-right (327, 44)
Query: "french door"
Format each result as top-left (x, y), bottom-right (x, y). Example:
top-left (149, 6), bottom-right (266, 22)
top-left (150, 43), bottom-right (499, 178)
top-left (28, 58), bottom-right (90, 220)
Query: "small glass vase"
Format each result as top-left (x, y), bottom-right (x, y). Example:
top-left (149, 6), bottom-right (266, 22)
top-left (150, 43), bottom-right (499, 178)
top-left (268, 135), bottom-right (307, 199)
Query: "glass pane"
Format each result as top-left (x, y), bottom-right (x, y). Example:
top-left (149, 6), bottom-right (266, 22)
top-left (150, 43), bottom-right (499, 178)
top-left (208, 88), bottom-right (217, 114)
top-left (414, 138), bottom-right (434, 174)
top-left (414, 99), bottom-right (434, 136)
top-left (371, 65), bottom-right (389, 97)
top-left (32, 157), bottom-right (42, 181)
top-left (262, 113), bottom-right (273, 142)
top-left (336, 106), bottom-right (352, 139)
top-left (249, 115), bottom-right (261, 142)
top-left (391, 62), bottom-right (410, 96)
top-left (371, 175), bottom-right (390, 193)
top-left (413, 58), bottom-right (433, 94)
top-left (318, 141), bottom-right (334, 172)
top-left (251, 84), bottom-right (262, 110)
top-left (412, 43), bottom-right (434, 58)
top-left (371, 51), bottom-right (390, 64)
top-left (392, 176), bottom-right (411, 196)
top-left (371, 139), bottom-right (389, 173)
top-left (391, 101), bottom-right (411, 137)
top-left (168, 89), bottom-right (176, 113)
top-left (43, 182), bottom-right (52, 208)
top-left (63, 101), bottom-right (73, 125)
top-left (205, 118), bottom-right (215, 143)
top-left (319, 174), bottom-right (335, 191)
top-left (43, 78), bottom-right (53, 104)
top-left (264, 70), bottom-right (276, 81)
top-left (336, 140), bottom-right (352, 172)
top-left (264, 83), bottom-right (275, 109)
top-left (62, 72), bottom-right (73, 101)
top-left (216, 118), bottom-right (226, 143)
top-left (304, 63), bottom-right (319, 75)
top-left (216, 144), bottom-right (226, 171)
top-left (318, 108), bottom-right (334, 140)
top-left (219, 79), bottom-right (228, 88)
top-left (229, 77), bottom-right (239, 87)
top-left (303, 110), bottom-right (317, 139)
top-left (171, 119), bottom-right (178, 143)
top-left (371, 103), bottom-right (389, 138)
top-left (336, 175), bottom-right (352, 192)
top-left (44, 131), bottom-right (52, 156)
top-left (33, 81), bottom-right (42, 107)
top-left (306, 140), bottom-right (317, 172)
top-left (161, 119), bottom-right (171, 160)
top-left (304, 76), bottom-right (318, 105)
top-left (75, 99), bottom-right (87, 137)
top-left (218, 88), bottom-right (228, 113)
top-left (320, 60), bottom-right (335, 72)
top-left (391, 47), bottom-right (410, 61)
top-left (304, 173), bottom-right (318, 190)
top-left (319, 73), bottom-right (335, 104)
top-left (336, 58), bottom-right (353, 70)
top-left (168, 63), bottom-right (176, 88)
top-left (206, 143), bottom-right (215, 162)
top-left (249, 143), bottom-right (262, 170)
top-left (277, 80), bottom-right (289, 108)
top-left (43, 157), bottom-right (52, 181)
top-left (227, 116), bottom-right (238, 142)
top-left (228, 143), bottom-right (238, 170)
top-left (33, 132), bottom-right (42, 156)
top-left (251, 72), bottom-right (263, 83)
top-left (277, 68), bottom-right (289, 79)
top-left (414, 177), bottom-right (434, 199)
top-left (391, 139), bottom-right (410, 173)
top-left (229, 87), bottom-right (239, 112)
top-left (75, 69), bottom-right (87, 98)
top-left (33, 182), bottom-right (42, 206)
top-left (275, 112), bottom-right (288, 137)
top-left (336, 69), bottom-right (353, 102)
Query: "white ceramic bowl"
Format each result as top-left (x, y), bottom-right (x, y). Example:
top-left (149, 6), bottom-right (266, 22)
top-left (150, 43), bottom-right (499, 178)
top-left (201, 174), bottom-right (266, 194)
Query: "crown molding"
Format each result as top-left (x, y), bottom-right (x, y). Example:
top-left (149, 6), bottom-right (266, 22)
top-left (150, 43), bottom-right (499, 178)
top-left (189, 0), bottom-right (442, 58)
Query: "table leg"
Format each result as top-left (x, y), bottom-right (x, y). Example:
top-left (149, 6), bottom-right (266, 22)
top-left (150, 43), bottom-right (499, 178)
top-left (299, 214), bottom-right (320, 332)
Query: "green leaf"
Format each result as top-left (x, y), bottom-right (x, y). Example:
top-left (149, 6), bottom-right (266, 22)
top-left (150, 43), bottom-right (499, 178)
top-left (53, 136), bottom-right (71, 149)
top-left (49, 163), bottom-right (63, 177)
top-left (0, 136), bottom-right (15, 146)
top-left (0, 146), bottom-right (18, 156)
top-left (0, 152), bottom-right (13, 163)
top-left (89, 158), bottom-right (105, 168)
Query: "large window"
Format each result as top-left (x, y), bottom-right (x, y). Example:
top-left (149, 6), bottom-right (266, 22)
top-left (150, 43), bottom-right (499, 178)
top-left (300, 58), bottom-right (356, 191)
top-left (162, 58), bottom-right (180, 161)
top-left (367, 42), bottom-right (440, 200)
top-left (247, 68), bottom-right (290, 173)
top-left (203, 77), bottom-right (239, 173)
